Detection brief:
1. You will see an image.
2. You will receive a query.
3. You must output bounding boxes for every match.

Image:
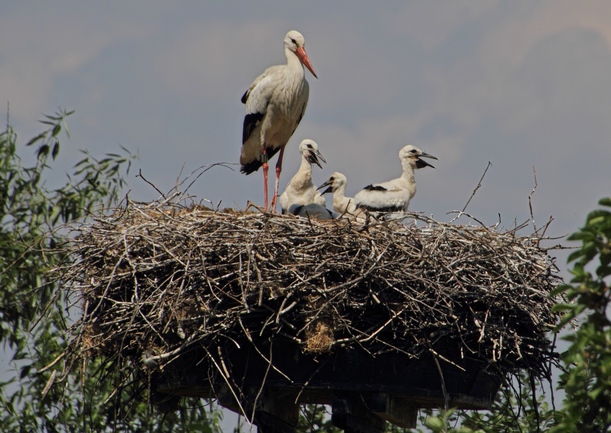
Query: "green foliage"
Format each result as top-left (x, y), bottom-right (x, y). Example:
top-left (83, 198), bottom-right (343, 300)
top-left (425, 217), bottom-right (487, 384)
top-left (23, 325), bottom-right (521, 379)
top-left (0, 110), bottom-right (221, 432)
top-left (461, 374), bottom-right (556, 432)
top-left (550, 197), bottom-right (611, 433)
top-left (420, 409), bottom-right (482, 433)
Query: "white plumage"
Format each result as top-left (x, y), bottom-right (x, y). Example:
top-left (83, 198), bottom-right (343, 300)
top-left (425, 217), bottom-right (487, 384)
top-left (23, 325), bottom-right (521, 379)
top-left (354, 145), bottom-right (437, 213)
top-left (318, 172), bottom-right (359, 217)
top-left (279, 139), bottom-right (327, 214)
top-left (240, 30), bottom-right (317, 211)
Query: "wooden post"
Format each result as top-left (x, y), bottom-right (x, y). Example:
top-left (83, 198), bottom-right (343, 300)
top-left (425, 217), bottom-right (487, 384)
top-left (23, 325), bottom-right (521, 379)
top-left (253, 388), bottom-right (299, 433)
top-left (217, 384), bottom-right (299, 433)
top-left (366, 393), bottom-right (418, 428)
top-left (332, 392), bottom-right (387, 433)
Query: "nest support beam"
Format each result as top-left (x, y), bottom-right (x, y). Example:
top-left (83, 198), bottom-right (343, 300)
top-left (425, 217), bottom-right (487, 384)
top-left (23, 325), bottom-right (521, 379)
top-left (332, 391), bottom-right (418, 432)
top-left (217, 385), bottom-right (419, 432)
top-left (217, 385), bottom-right (300, 433)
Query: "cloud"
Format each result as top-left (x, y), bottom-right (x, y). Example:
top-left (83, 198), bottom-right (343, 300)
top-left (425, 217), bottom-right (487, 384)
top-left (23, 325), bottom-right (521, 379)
top-left (1, 1), bottom-right (609, 243)
top-left (0, 4), bottom-right (151, 129)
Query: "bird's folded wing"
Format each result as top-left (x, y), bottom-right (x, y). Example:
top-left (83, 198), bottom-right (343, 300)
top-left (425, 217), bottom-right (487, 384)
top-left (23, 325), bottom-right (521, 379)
top-left (242, 75), bottom-right (275, 144)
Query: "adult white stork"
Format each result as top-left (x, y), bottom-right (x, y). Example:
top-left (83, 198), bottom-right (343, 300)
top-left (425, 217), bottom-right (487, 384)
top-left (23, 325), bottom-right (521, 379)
top-left (279, 139), bottom-right (326, 214)
top-left (353, 145), bottom-right (437, 213)
top-left (240, 30), bottom-right (317, 211)
top-left (318, 172), bottom-right (359, 217)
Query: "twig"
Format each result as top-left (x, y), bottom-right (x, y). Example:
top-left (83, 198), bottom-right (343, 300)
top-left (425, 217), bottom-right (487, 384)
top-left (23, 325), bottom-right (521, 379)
top-left (461, 161), bottom-right (492, 213)
top-left (529, 166), bottom-right (538, 236)
top-left (136, 168), bottom-right (165, 199)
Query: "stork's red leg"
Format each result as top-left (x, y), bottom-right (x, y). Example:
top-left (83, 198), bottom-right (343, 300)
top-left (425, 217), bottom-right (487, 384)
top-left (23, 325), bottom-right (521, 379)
top-left (270, 146), bottom-right (285, 211)
top-left (262, 147), bottom-right (269, 210)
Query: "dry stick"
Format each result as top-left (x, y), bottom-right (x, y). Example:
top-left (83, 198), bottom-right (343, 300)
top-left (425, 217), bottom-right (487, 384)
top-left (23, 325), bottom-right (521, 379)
top-left (180, 162), bottom-right (236, 197)
top-left (431, 351), bottom-right (450, 412)
top-left (293, 356), bottom-right (332, 405)
top-left (428, 345), bottom-right (467, 373)
top-left (447, 210), bottom-right (490, 228)
top-left (450, 161), bottom-right (493, 224)
top-left (529, 166), bottom-right (539, 240)
top-left (202, 346), bottom-right (248, 419)
top-left (237, 316), bottom-right (293, 382)
top-left (358, 308), bottom-right (403, 343)
top-left (38, 351), bottom-right (66, 374)
top-left (249, 339), bottom-right (275, 424)
top-left (136, 168), bottom-right (166, 199)
top-left (463, 161), bottom-right (492, 212)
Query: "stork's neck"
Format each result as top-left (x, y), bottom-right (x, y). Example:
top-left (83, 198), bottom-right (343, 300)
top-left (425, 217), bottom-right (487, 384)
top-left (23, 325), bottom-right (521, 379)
top-left (299, 155), bottom-right (313, 174)
top-left (334, 182), bottom-right (347, 199)
top-left (401, 160), bottom-right (416, 183)
top-left (333, 185), bottom-right (348, 208)
top-left (285, 47), bottom-right (306, 76)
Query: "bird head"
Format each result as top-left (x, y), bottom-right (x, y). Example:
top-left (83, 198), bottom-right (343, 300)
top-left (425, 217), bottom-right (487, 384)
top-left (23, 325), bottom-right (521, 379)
top-left (318, 172), bottom-right (347, 195)
top-left (400, 145), bottom-right (438, 169)
top-left (299, 139), bottom-right (326, 169)
top-left (285, 30), bottom-right (318, 78)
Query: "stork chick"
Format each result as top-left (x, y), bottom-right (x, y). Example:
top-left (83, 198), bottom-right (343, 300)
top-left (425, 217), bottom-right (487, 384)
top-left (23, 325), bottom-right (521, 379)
top-left (354, 145), bottom-right (437, 213)
top-left (279, 139), bottom-right (327, 214)
top-left (318, 172), bottom-right (359, 217)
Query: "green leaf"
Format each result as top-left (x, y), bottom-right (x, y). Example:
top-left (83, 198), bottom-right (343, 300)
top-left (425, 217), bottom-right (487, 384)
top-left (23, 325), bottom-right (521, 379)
top-left (567, 249), bottom-right (584, 263)
top-left (598, 197), bottom-right (611, 207)
top-left (51, 123), bottom-right (61, 137)
top-left (36, 144), bottom-right (50, 160)
top-left (568, 230), bottom-right (596, 242)
top-left (552, 303), bottom-right (577, 312)
top-left (587, 385), bottom-right (605, 400)
top-left (25, 132), bottom-right (46, 147)
top-left (425, 416), bottom-right (445, 430)
top-left (586, 210), bottom-right (611, 228)
top-left (51, 142), bottom-right (60, 160)
top-left (19, 364), bottom-right (32, 379)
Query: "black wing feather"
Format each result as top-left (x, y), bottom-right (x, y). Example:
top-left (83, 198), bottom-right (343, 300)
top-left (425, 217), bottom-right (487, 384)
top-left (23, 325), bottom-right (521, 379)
top-left (242, 112), bottom-right (264, 145)
top-left (362, 184), bottom-right (388, 192)
top-left (240, 90), bottom-right (249, 104)
top-left (240, 146), bottom-right (281, 174)
top-left (356, 203), bottom-right (404, 212)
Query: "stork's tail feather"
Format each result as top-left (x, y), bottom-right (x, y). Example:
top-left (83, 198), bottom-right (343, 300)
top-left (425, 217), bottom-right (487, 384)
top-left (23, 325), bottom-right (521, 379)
top-left (240, 160), bottom-right (262, 175)
top-left (240, 147), bottom-right (282, 175)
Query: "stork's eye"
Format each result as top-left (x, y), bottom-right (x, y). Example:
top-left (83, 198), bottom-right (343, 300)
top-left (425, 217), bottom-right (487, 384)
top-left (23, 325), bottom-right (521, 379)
top-left (291, 38), bottom-right (297, 44)
top-left (410, 149), bottom-right (417, 153)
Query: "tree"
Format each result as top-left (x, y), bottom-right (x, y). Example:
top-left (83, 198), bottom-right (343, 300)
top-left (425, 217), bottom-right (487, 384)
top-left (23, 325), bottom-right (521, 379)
top-left (0, 110), bottom-right (222, 432)
top-left (550, 197), bottom-right (611, 433)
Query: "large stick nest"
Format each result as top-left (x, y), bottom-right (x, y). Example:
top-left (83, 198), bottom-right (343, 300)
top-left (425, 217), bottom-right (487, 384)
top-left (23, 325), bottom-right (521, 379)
top-left (55, 199), bottom-right (561, 407)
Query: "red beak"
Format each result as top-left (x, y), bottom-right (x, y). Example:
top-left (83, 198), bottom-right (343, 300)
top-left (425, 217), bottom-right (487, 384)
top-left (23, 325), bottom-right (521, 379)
top-left (296, 47), bottom-right (317, 78)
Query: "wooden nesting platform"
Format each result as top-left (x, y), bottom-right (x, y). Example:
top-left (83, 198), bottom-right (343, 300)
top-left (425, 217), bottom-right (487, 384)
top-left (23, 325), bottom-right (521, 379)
top-left (156, 339), bottom-right (501, 431)
top-left (55, 200), bottom-right (561, 432)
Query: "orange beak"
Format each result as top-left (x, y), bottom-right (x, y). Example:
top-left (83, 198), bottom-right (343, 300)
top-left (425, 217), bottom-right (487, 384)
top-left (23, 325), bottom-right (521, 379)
top-left (296, 47), bottom-right (317, 78)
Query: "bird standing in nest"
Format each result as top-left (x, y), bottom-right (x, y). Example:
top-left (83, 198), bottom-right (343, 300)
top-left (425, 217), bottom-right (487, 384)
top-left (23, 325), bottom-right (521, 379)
top-left (279, 139), bottom-right (327, 215)
top-left (318, 172), bottom-right (360, 218)
top-left (240, 30), bottom-right (318, 211)
top-left (354, 145), bottom-right (437, 213)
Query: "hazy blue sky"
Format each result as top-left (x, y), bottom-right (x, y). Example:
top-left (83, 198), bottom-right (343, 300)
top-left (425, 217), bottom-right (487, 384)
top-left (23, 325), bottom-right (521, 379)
top-left (2, 0), bottom-right (610, 428)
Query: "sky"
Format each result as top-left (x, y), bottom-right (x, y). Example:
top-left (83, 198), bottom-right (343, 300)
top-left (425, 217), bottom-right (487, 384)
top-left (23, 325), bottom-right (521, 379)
top-left (2, 0), bottom-right (610, 428)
